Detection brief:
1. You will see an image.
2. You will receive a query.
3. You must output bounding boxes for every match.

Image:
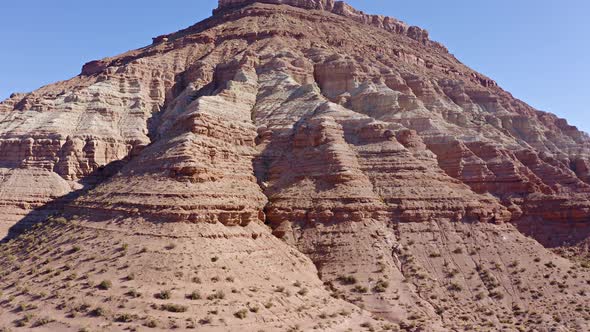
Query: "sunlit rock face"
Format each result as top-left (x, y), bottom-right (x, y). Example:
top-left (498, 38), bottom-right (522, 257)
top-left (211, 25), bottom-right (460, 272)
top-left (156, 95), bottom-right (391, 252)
top-left (217, 0), bottom-right (335, 11)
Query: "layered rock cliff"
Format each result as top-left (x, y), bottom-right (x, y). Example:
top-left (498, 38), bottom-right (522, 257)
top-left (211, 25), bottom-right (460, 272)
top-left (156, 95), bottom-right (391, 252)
top-left (1, 1), bottom-right (589, 331)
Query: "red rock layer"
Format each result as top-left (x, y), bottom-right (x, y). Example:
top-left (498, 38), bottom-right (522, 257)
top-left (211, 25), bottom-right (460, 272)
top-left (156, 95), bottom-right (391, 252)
top-left (71, 55), bottom-right (268, 226)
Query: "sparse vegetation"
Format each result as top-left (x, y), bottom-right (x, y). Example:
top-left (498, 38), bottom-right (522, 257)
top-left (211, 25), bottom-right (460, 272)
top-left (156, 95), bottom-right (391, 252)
top-left (297, 287), bottom-right (309, 296)
top-left (160, 304), bottom-right (188, 313)
top-left (447, 282), bottom-right (463, 292)
top-left (144, 317), bottom-right (158, 328)
top-left (234, 309), bottom-right (248, 319)
top-left (115, 313), bottom-right (135, 323)
top-left (352, 285), bottom-right (368, 293)
top-left (15, 313), bottom-right (33, 327)
top-left (337, 275), bottom-right (357, 285)
top-left (154, 290), bottom-right (172, 300)
top-left (126, 289), bottom-right (142, 298)
top-left (90, 307), bottom-right (106, 317)
top-left (373, 279), bottom-right (389, 293)
top-left (489, 290), bottom-right (505, 300)
top-left (186, 291), bottom-right (201, 300)
top-left (97, 280), bottom-right (112, 290)
top-left (199, 317), bottom-right (212, 325)
top-left (207, 290), bottom-right (225, 300)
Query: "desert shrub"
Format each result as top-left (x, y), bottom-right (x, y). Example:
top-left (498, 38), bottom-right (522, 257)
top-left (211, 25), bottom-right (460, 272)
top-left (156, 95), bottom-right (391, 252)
top-left (199, 317), bottom-right (212, 325)
top-left (447, 282), bottom-right (463, 292)
top-left (160, 304), bottom-right (188, 313)
top-left (352, 285), bottom-right (368, 293)
top-left (32, 317), bottom-right (53, 327)
top-left (97, 280), bottom-right (112, 290)
top-left (154, 290), bottom-right (171, 300)
top-left (15, 313), bottom-right (33, 327)
top-left (126, 289), bottom-right (141, 298)
top-left (186, 291), bottom-right (201, 300)
top-left (446, 269), bottom-right (460, 278)
top-left (373, 279), bottom-right (389, 293)
top-left (337, 275), bottom-right (357, 285)
top-left (489, 290), bottom-right (504, 299)
top-left (114, 313), bottom-right (135, 323)
top-left (545, 261), bottom-right (557, 268)
top-left (234, 309), bottom-right (248, 319)
top-left (144, 318), bottom-right (158, 328)
top-left (206, 290), bottom-right (225, 300)
top-left (297, 288), bottom-right (309, 296)
top-left (89, 307), bottom-right (106, 317)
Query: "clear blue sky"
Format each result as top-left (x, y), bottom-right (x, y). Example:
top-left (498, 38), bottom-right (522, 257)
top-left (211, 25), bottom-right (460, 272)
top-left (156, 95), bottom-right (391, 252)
top-left (1, 0), bottom-right (588, 133)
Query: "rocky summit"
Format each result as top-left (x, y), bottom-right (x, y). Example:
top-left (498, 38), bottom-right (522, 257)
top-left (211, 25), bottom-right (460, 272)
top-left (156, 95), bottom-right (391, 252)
top-left (1, 1), bottom-right (589, 331)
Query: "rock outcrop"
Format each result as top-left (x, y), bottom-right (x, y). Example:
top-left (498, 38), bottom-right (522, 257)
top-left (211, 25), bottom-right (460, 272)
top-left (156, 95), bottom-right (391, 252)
top-left (217, 0), bottom-right (335, 11)
top-left (1, 1), bottom-right (589, 331)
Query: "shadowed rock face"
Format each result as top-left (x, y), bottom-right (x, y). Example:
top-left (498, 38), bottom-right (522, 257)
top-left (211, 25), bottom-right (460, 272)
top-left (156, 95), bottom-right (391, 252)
top-left (1, 1), bottom-right (590, 331)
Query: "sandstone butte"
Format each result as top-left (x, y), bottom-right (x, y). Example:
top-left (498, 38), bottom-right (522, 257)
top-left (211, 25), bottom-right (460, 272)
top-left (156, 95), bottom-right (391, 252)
top-left (0, 1), bottom-right (589, 331)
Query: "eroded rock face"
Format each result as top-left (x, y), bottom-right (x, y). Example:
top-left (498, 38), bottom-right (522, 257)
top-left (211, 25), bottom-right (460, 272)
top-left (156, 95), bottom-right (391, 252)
top-left (217, 0), bottom-right (335, 11)
top-left (1, 1), bottom-right (590, 331)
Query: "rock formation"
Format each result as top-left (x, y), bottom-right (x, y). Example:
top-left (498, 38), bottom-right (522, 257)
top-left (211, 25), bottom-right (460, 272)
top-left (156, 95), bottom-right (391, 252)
top-left (0, 0), bottom-right (589, 331)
